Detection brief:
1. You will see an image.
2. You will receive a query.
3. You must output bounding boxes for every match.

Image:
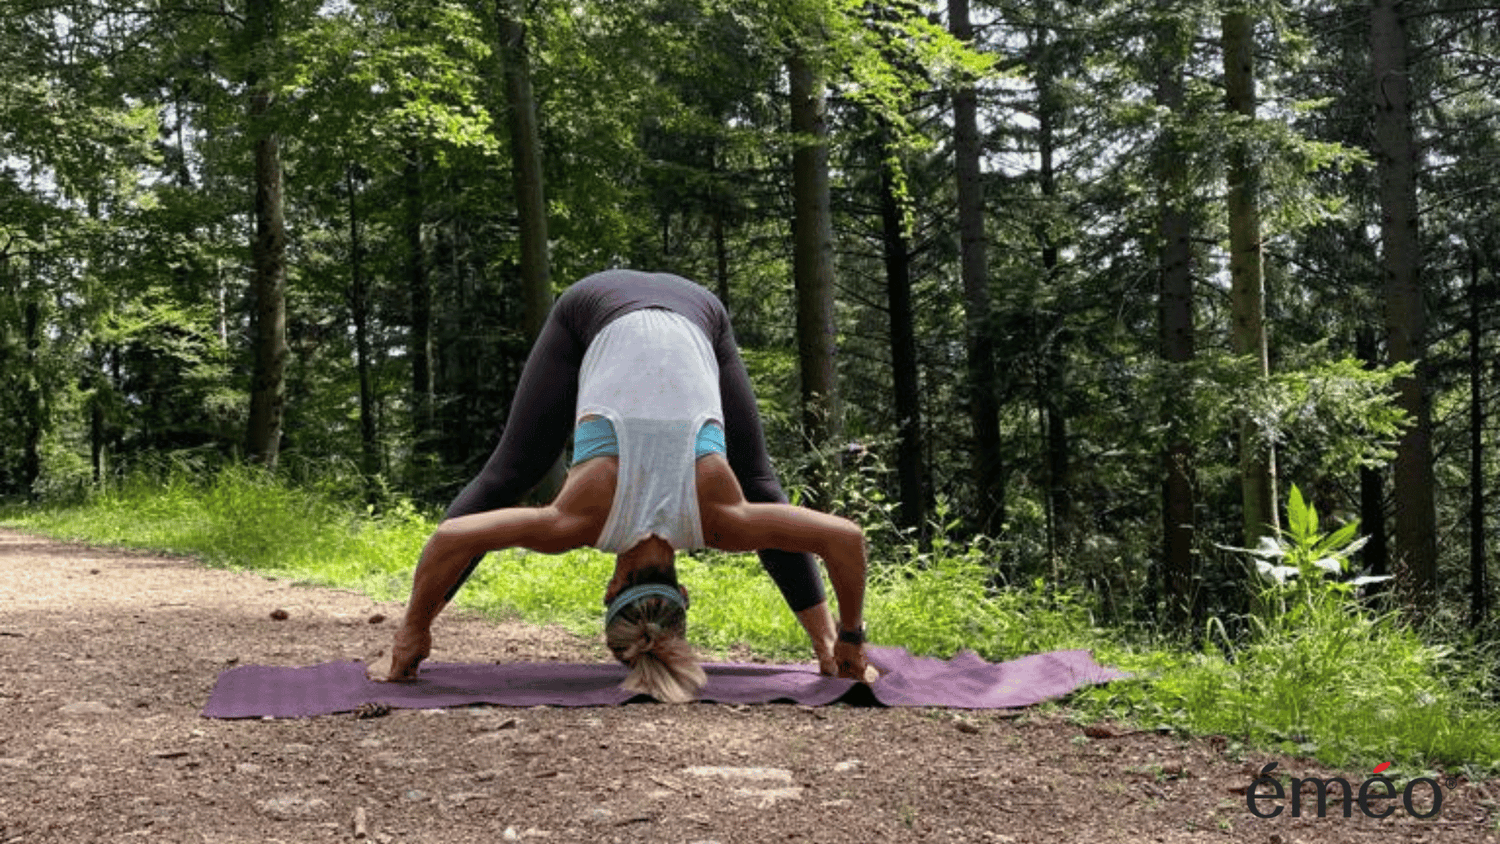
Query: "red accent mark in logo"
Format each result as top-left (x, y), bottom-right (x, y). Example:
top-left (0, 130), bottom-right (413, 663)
top-left (1373, 762), bottom-right (1392, 774)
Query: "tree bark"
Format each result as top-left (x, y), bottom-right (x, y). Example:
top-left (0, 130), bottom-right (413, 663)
top-left (499, 4), bottom-right (551, 343)
top-left (1223, 9), bottom-right (1279, 545)
top-left (1468, 248), bottom-right (1487, 626)
top-left (1034, 24), bottom-right (1070, 558)
top-left (498, 0), bottom-right (564, 503)
top-left (244, 0), bottom-right (288, 470)
top-left (789, 49), bottom-right (841, 508)
top-left (1156, 19), bottom-right (1197, 631)
top-left (347, 165), bottom-right (379, 500)
top-left (1371, 0), bottom-right (1437, 609)
top-left (22, 294), bottom-right (42, 497)
top-left (879, 137), bottom-right (926, 536)
top-left (1355, 327), bottom-right (1390, 586)
top-left (950, 0), bottom-right (1005, 534)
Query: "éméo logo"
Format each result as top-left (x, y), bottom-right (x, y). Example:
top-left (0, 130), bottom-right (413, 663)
top-left (1246, 761), bottom-right (1445, 819)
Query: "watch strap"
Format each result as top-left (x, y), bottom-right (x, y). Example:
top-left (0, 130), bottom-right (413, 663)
top-left (837, 624), bottom-right (865, 645)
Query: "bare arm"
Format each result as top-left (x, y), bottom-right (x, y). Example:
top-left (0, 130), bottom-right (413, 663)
top-left (371, 461), bottom-right (613, 682)
top-left (400, 506), bottom-right (591, 633)
top-left (696, 455), bottom-right (875, 679)
top-left (707, 503), bottom-right (866, 632)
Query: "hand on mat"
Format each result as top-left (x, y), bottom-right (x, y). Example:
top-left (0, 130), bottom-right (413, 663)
top-left (368, 626), bottom-right (431, 682)
top-left (834, 640), bottom-right (879, 683)
top-left (816, 650), bottom-right (838, 677)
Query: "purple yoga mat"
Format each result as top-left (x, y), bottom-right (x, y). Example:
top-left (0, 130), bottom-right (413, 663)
top-left (201, 645), bottom-right (1128, 719)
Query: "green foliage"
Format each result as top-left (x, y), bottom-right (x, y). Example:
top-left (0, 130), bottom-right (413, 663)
top-left (1, 457), bottom-right (431, 596)
top-left (1222, 484), bottom-right (1388, 630)
top-left (5, 0), bottom-right (1500, 775)
top-left (6, 467), bottom-right (1500, 773)
top-left (1144, 350), bottom-right (1411, 495)
top-left (1155, 486), bottom-right (1500, 771)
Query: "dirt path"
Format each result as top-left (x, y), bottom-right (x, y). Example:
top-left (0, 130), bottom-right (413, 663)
top-left (0, 528), bottom-right (1494, 843)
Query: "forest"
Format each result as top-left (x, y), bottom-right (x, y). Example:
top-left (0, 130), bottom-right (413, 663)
top-left (2, 0), bottom-right (1497, 642)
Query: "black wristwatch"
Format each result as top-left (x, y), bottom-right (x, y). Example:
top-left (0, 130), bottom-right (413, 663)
top-left (837, 623), bottom-right (866, 645)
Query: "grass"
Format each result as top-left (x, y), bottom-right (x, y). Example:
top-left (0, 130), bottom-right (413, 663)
top-left (4, 463), bottom-right (1499, 780)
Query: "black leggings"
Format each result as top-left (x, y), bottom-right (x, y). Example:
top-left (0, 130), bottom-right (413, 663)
top-left (440, 270), bottom-right (825, 612)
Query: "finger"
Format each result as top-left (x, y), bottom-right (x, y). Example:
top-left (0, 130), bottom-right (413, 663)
top-left (367, 659), bottom-right (392, 683)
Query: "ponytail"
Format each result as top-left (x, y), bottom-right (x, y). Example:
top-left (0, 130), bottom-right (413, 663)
top-left (604, 592), bottom-right (705, 703)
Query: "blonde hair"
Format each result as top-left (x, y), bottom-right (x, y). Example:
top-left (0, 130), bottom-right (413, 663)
top-left (604, 592), bottom-right (705, 703)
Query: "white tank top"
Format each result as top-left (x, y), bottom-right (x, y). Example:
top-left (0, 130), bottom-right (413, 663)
top-left (575, 309), bottom-right (724, 552)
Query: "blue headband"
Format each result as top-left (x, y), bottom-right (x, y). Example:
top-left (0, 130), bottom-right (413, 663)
top-left (605, 583), bottom-right (688, 627)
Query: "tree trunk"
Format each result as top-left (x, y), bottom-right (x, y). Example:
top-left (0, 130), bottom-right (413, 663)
top-left (1224, 9), bottom-right (1278, 545)
top-left (21, 293), bottom-right (42, 497)
top-left (91, 362), bottom-right (106, 485)
top-left (789, 49), bottom-right (841, 508)
top-left (879, 137), bottom-right (926, 536)
top-left (1372, 0), bottom-right (1437, 609)
top-left (1034, 24), bottom-right (1070, 558)
top-left (709, 141), bottom-right (732, 317)
top-left (498, 0), bottom-right (564, 503)
top-left (244, 0), bottom-right (288, 470)
top-left (1468, 248), bottom-right (1487, 626)
top-left (1156, 20), bottom-right (1197, 631)
top-left (950, 0), bottom-right (1004, 534)
top-left (347, 165), bottom-right (379, 501)
top-left (405, 150), bottom-right (432, 445)
top-left (1355, 327), bottom-right (1390, 586)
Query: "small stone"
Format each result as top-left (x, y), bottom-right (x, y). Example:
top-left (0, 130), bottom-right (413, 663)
top-left (257, 795), bottom-right (330, 819)
top-left (469, 715), bottom-right (520, 733)
top-left (402, 789), bottom-right (427, 803)
top-left (59, 701), bottom-right (112, 715)
top-left (832, 760), bottom-right (861, 773)
top-left (235, 763), bottom-right (263, 775)
top-left (585, 807), bottom-right (614, 822)
top-left (503, 828), bottom-right (520, 841)
top-left (955, 719), bottom-right (981, 734)
top-left (368, 613), bottom-right (386, 624)
top-left (269, 608), bottom-right (289, 621)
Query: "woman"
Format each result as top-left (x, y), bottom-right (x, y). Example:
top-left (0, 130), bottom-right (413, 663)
top-left (369, 271), bottom-right (875, 698)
